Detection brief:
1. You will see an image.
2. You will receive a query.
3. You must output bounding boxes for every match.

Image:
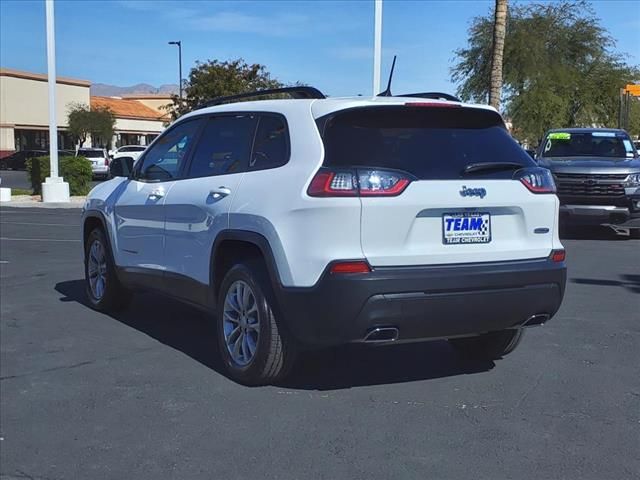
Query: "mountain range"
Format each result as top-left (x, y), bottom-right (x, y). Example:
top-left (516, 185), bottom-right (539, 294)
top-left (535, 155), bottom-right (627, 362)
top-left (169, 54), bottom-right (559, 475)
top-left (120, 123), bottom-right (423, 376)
top-left (90, 83), bottom-right (179, 97)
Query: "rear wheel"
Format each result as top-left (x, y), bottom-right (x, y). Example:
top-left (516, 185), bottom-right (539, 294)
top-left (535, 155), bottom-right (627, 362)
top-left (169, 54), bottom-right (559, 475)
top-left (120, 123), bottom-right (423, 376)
top-left (216, 262), bottom-right (296, 386)
top-left (84, 228), bottom-right (130, 312)
top-left (449, 328), bottom-right (524, 360)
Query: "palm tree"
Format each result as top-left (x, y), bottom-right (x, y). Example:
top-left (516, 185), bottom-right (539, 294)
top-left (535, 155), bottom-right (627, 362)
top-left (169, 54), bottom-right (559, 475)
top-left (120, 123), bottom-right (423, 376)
top-left (489, 0), bottom-right (508, 110)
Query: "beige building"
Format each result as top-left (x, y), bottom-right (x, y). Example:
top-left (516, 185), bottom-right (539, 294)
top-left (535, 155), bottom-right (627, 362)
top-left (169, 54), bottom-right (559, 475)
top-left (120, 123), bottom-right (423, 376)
top-left (0, 68), bottom-right (171, 158)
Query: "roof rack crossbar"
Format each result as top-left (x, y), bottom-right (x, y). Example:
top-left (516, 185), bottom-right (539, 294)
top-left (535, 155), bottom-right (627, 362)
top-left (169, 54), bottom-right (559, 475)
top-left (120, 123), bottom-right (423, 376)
top-left (399, 92), bottom-right (462, 102)
top-left (201, 86), bottom-right (325, 108)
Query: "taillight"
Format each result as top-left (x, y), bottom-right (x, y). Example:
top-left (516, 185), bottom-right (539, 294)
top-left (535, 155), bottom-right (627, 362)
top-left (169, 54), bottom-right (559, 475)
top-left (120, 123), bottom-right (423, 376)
top-left (515, 167), bottom-right (556, 194)
top-left (550, 249), bottom-right (566, 262)
top-left (330, 260), bottom-right (371, 274)
top-left (104, 157), bottom-right (110, 166)
top-left (307, 169), bottom-right (358, 196)
top-left (308, 168), bottom-right (412, 197)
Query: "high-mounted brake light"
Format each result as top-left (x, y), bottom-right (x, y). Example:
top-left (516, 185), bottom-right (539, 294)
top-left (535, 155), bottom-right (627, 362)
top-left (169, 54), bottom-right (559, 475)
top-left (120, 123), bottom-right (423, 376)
top-left (404, 102), bottom-right (460, 108)
top-left (308, 168), bottom-right (412, 197)
top-left (515, 168), bottom-right (556, 194)
top-left (330, 260), bottom-right (371, 274)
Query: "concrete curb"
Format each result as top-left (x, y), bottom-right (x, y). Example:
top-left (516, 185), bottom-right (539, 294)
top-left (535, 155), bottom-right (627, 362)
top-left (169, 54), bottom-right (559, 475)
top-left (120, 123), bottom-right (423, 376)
top-left (0, 195), bottom-right (85, 209)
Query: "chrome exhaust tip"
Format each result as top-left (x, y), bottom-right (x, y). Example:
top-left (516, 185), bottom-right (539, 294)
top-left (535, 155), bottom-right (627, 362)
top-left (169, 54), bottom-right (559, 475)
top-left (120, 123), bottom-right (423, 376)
top-left (363, 327), bottom-right (399, 343)
top-left (524, 313), bottom-right (550, 327)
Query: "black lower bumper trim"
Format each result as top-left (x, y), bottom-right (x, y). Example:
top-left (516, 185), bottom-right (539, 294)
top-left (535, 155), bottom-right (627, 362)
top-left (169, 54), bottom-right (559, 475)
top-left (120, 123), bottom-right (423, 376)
top-left (275, 258), bottom-right (567, 348)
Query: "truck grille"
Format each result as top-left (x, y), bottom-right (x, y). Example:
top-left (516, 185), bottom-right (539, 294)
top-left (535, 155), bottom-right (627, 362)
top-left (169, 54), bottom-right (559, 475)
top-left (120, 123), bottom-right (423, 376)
top-left (555, 173), bottom-right (627, 197)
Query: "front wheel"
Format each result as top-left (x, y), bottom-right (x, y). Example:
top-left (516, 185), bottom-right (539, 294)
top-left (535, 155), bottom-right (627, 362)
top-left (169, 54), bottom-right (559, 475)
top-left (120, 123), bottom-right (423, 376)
top-left (216, 262), bottom-right (296, 386)
top-left (84, 228), bottom-right (130, 312)
top-left (449, 328), bottom-right (524, 360)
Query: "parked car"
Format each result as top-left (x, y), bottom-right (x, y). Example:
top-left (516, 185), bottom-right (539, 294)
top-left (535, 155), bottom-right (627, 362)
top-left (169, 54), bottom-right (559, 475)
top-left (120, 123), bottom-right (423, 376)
top-left (81, 87), bottom-right (566, 385)
top-left (536, 128), bottom-right (640, 236)
top-left (109, 145), bottom-right (146, 160)
top-left (0, 149), bottom-right (75, 170)
top-left (0, 150), bottom-right (47, 170)
top-left (77, 148), bottom-right (109, 179)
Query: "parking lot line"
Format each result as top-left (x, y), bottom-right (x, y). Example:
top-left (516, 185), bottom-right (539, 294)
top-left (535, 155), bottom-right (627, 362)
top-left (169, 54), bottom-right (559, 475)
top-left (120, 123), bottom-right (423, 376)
top-left (0, 221), bottom-right (79, 227)
top-left (0, 237), bottom-right (80, 242)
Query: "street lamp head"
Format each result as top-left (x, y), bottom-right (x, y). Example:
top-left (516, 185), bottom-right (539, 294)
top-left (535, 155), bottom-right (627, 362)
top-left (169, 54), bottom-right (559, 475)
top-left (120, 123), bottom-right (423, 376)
top-left (168, 41), bottom-right (181, 46)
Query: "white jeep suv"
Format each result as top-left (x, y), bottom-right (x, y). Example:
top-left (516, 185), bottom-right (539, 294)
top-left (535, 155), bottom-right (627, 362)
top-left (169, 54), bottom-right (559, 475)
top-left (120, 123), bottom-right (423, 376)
top-left (82, 87), bottom-right (566, 385)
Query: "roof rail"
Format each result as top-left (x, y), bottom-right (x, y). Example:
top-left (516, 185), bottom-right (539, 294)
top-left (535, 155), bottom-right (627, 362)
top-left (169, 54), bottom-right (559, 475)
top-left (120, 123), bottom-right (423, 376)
top-left (201, 86), bottom-right (325, 108)
top-left (399, 92), bottom-right (462, 102)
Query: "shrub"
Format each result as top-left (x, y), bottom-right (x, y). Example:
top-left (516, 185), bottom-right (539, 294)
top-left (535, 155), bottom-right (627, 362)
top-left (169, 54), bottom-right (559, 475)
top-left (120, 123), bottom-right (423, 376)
top-left (27, 156), bottom-right (93, 196)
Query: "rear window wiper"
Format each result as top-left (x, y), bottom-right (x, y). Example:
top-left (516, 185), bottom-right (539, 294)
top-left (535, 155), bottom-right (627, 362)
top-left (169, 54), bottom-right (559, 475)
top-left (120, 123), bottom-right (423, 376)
top-left (462, 162), bottom-right (523, 175)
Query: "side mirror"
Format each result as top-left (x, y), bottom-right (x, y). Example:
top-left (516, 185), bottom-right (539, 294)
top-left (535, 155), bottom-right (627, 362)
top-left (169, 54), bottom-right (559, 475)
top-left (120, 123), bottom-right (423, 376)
top-left (109, 156), bottom-right (134, 178)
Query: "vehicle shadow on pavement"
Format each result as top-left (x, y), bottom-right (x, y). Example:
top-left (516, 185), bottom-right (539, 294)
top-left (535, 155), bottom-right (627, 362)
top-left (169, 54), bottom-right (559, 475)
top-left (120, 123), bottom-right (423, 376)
top-left (280, 343), bottom-right (495, 390)
top-left (571, 274), bottom-right (640, 294)
top-left (560, 226), bottom-right (634, 241)
top-left (55, 280), bottom-right (495, 390)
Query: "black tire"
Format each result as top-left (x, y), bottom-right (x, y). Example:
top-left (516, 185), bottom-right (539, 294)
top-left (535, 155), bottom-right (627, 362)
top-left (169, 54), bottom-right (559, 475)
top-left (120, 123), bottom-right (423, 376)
top-left (0, 160), bottom-right (7, 170)
top-left (449, 328), bottom-right (524, 360)
top-left (629, 229), bottom-right (640, 240)
top-left (216, 261), bottom-right (296, 386)
top-left (84, 227), bottom-right (130, 312)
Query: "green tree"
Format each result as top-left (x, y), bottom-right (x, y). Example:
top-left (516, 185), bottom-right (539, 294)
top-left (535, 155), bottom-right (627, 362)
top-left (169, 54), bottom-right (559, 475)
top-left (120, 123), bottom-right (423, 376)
top-left (451, 1), bottom-right (640, 143)
top-left (166, 58), bottom-right (283, 120)
top-left (489, 0), bottom-right (508, 110)
top-left (67, 103), bottom-right (116, 148)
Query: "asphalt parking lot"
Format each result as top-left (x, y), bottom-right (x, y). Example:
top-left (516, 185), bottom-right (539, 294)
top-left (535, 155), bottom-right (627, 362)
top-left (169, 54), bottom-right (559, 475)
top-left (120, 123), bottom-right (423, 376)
top-left (1, 206), bottom-right (638, 480)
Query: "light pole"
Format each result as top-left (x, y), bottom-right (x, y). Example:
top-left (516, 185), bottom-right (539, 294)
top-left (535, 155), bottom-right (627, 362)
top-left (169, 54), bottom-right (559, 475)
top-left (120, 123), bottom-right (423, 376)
top-left (42, 0), bottom-right (69, 203)
top-left (168, 41), bottom-right (183, 100)
top-left (373, 0), bottom-right (383, 96)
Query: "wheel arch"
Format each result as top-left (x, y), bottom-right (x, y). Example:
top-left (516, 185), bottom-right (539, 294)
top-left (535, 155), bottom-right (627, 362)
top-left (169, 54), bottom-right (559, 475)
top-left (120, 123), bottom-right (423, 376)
top-left (210, 230), bottom-right (284, 300)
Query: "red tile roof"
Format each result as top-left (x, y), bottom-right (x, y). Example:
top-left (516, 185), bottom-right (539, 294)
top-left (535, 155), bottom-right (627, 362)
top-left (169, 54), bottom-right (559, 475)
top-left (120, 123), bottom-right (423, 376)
top-left (91, 96), bottom-right (168, 121)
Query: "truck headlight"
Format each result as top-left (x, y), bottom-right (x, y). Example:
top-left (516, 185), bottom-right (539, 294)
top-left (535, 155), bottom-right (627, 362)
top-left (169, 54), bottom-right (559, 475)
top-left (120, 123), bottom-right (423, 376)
top-left (626, 173), bottom-right (640, 186)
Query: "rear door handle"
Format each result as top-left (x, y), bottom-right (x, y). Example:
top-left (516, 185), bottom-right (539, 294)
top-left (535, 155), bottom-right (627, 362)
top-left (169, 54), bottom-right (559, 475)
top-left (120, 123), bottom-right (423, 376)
top-left (209, 186), bottom-right (231, 199)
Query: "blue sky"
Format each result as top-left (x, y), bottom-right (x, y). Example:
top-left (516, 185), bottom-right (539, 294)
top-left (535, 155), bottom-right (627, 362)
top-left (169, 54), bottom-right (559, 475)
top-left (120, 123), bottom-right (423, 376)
top-left (1, 0), bottom-right (638, 97)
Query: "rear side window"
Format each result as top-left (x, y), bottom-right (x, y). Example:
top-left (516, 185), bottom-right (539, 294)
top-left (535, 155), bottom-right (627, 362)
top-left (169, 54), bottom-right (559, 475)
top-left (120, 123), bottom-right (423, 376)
top-left (320, 106), bottom-right (534, 179)
top-left (249, 115), bottom-right (289, 171)
top-left (188, 115), bottom-right (257, 178)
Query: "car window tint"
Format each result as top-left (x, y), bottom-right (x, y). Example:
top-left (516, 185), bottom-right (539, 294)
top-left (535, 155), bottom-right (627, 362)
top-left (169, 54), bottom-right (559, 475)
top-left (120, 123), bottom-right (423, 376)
top-left (139, 119), bottom-right (201, 181)
top-left (250, 115), bottom-right (289, 170)
top-left (188, 115), bottom-right (257, 178)
top-left (320, 106), bottom-right (534, 180)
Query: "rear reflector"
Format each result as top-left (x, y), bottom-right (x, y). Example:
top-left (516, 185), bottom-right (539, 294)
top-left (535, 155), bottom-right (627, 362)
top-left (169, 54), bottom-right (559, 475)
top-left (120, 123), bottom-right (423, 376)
top-left (550, 249), bottom-right (566, 262)
top-left (330, 260), bottom-right (371, 274)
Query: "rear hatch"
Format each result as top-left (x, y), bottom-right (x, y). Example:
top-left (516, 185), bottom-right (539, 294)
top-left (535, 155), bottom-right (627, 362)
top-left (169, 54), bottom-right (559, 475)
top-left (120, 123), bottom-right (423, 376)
top-left (319, 104), bottom-right (558, 266)
top-left (79, 150), bottom-right (107, 168)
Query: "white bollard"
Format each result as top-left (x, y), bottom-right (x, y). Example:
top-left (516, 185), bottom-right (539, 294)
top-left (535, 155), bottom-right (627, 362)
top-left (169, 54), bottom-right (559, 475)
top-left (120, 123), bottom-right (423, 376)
top-left (0, 187), bottom-right (11, 202)
top-left (41, 176), bottom-right (70, 203)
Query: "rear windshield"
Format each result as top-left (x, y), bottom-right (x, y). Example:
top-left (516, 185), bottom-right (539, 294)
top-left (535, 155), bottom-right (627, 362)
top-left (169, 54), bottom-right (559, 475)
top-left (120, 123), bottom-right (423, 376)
top-left (319, 106), bottom-right (534, 179)
top-left (78, 150), bottom-right (104, 158)
top-left (540, 131), bottom-right (635, 159)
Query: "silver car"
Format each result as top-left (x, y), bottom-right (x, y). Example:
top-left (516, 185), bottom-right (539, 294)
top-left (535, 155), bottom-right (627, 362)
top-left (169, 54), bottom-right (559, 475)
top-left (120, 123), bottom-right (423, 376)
top-left (77, 148), bottom-right (109, 179)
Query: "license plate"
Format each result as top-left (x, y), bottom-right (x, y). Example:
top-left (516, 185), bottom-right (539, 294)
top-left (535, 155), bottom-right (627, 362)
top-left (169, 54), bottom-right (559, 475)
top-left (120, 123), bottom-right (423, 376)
top-left (442, 212), bottom-right (491, 244)
top-left (91, 161), bottom-right (98, 166)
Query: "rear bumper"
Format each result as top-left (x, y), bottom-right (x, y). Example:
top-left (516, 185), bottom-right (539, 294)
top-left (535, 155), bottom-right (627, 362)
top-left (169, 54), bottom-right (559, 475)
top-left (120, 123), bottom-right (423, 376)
top-left (276, 258), bottom-right (567, 348)
top-left (91, 166), bottom-right (109, 175)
